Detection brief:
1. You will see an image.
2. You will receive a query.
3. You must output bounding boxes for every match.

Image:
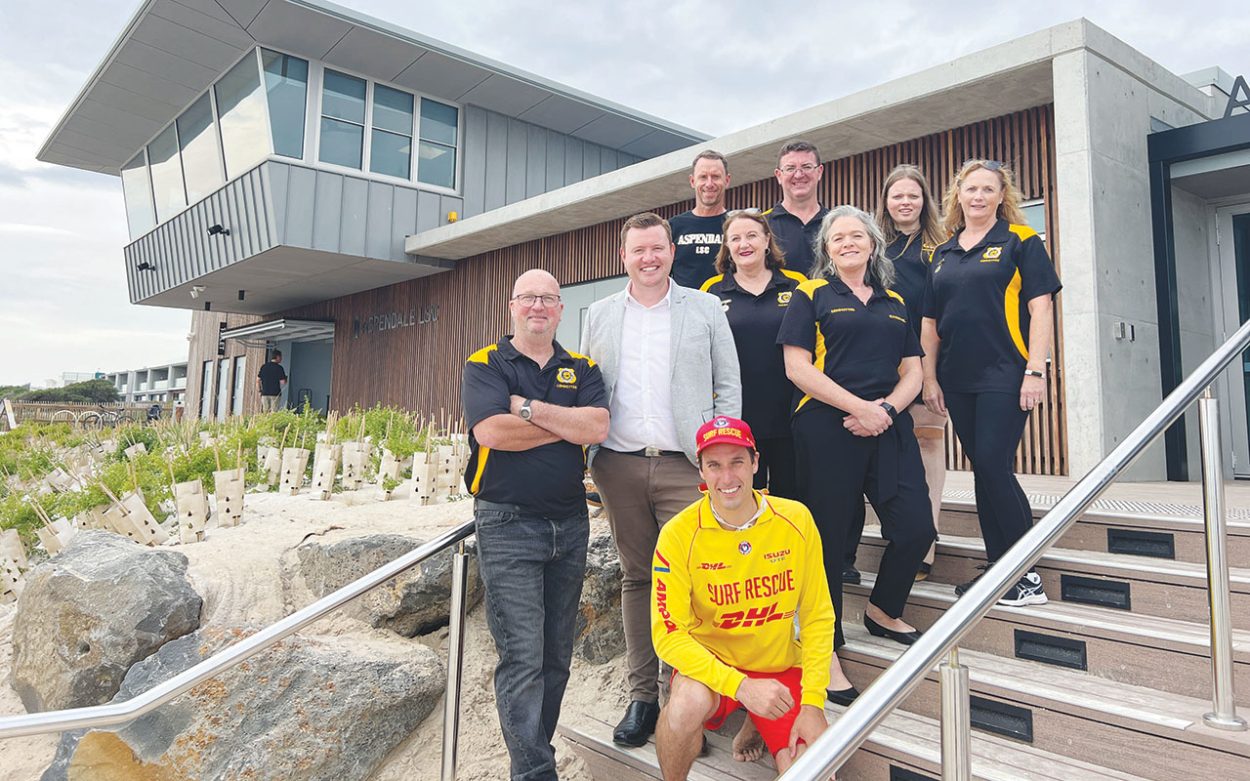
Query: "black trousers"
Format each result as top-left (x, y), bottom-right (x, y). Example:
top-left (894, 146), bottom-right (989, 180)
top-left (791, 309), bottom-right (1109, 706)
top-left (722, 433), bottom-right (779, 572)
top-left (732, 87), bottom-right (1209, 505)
top-left (754, 436), bottom-right (799, 500)
top-left (944, 391), bottom-right (1032, 562)
top-left (842, 498), bottom-right (867, 568)
top-left (794, 405), bottom-right (935, 648)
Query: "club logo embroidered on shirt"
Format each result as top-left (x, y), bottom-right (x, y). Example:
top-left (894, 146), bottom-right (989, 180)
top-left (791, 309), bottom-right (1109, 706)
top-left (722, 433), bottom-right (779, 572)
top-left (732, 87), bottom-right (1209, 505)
top-left (738, 541), bottom-right (752, 555)
top-left (777, 291), bottom-right (792, 305)
top-left (556, 368), bottom-right (577, 387)
top-left (981, 246), bottom-right (1003, 262)
top-left (721, 298), bottom-right (732, 312)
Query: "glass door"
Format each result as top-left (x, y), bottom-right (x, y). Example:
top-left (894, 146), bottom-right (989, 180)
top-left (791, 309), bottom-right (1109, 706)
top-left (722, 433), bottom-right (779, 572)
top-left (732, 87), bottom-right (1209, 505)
top-left (1216, 205), bottom-right (1250, 477)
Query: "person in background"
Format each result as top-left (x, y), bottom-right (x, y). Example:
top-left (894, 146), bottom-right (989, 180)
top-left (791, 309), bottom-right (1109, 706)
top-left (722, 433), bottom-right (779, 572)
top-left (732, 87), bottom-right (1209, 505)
top-left (257, 350), bottom-right (286, 412)
top-left (922, 159), bottom-right (1061, 606)
top-left (670, 150), bottom-right (732, 289)
top-left (766, 140), bottom-right (829, 278)
top-left (581, 212), bottom-right (741, 748)
top-left (461, 269), bottom-right (610, 781)
top-left (701, 211), bottom-right (806, 499)
top-left (780, 206), bottom-right (936, 706)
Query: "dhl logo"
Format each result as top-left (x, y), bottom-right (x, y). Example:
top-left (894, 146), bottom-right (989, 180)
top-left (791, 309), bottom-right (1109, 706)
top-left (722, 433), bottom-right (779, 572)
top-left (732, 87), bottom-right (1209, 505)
top-left (715, 602), bottom-right (795, 629)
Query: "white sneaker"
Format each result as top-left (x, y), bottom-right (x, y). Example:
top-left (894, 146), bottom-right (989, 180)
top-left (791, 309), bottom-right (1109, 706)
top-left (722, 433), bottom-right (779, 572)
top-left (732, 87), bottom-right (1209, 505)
top-left (998, 571), bottom-right (1048, 607)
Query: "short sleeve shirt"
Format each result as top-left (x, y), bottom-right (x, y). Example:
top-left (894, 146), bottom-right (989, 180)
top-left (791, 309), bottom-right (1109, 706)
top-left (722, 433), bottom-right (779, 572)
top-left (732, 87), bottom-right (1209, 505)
top-left (777, 277), bottom-right (922, 416)
top-left (885, 233), bottom-right (937, 339)
top-left (461, 337), bottom-right (608, 517)
top-left (700, 268), bottom-right (807, 438)
top-left (766, 203), bottom-right (829, 278)
top-left (922, 219), bottom-right (1061, 393)
top-left (257, 362), bottom-right (286, 395)
top-left (669, 211), bottom-right (726, 290)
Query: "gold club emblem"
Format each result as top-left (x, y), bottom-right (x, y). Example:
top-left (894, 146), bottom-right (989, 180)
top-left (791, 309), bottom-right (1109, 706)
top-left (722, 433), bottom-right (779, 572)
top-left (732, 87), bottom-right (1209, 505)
top-left (557, 367), bottom-right (577, 384)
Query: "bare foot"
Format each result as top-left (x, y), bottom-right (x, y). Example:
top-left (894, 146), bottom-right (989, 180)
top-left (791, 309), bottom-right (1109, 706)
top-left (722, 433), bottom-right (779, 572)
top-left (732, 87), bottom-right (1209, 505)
top-left (732, 718), bottom-right (766, 762)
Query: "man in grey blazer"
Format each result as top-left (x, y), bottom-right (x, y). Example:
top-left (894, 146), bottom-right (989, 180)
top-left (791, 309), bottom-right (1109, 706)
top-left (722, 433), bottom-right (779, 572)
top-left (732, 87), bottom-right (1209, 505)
top-left (581, 211), bottom-right (742, 747)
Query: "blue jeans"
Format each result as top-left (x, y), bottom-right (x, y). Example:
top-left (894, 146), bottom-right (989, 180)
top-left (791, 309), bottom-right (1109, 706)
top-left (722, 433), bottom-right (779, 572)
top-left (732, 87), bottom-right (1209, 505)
top-left (475, 505), bottom-right (589, 781)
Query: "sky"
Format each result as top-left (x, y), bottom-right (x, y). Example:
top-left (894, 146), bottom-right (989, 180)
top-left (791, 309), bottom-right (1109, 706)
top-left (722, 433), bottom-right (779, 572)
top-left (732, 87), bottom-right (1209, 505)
top-left (1, 0), bottom-right (1248, 386)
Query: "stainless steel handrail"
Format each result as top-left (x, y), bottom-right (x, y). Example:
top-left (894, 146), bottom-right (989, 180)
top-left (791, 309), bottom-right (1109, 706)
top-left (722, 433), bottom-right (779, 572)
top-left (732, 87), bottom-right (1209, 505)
top-left (0, 519), bottom-right (474, 740)
top-left (781, 317), bottom-right (1250, 779)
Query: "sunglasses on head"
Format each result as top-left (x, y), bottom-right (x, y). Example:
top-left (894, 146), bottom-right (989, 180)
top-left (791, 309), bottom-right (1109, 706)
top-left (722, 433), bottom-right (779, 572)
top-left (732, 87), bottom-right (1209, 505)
top-left (963, 159), bottom-right (1004, 171)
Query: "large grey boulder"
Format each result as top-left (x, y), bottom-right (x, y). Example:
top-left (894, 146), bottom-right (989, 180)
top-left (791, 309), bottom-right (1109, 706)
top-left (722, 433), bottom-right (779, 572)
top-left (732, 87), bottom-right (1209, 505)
top-left (10, 530), bottom-right (202, 712)
top-left (42, 625), bottom-right (445, 781)
top-left (574, 531), bottom-right (625, 663)
top-left (297, 533), bottom-right (483, 637)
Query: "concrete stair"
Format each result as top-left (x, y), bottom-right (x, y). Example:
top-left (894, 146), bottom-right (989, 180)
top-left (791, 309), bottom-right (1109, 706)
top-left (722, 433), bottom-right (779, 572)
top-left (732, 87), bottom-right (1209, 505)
top-left (560, 486), bottom-right (1250, 780)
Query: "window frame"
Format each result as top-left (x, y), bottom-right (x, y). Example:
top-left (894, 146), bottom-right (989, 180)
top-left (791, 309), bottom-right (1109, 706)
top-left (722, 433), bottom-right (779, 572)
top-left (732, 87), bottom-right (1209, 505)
top-left (1020, 198), bottom-right (1048, 242)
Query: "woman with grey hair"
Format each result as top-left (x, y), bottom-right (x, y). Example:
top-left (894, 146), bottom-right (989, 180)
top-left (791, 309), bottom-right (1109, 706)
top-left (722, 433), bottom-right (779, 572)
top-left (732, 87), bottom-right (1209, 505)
top-left (778, 205), bottom-right (936, 705)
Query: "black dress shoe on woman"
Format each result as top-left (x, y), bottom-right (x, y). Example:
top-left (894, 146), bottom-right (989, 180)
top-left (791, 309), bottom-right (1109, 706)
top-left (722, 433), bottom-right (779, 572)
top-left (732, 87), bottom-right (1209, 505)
top-left (826, 685), bottom-right (860, 706)
top-left (613, 700), bottom-right (660, 747)
top-left (865, 615), bottom-right (923, 646)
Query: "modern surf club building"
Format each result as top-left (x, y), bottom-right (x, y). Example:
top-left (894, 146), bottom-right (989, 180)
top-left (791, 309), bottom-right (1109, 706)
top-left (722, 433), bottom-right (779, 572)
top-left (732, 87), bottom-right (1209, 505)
top-left (38, 0), bottom-right (1250, 482)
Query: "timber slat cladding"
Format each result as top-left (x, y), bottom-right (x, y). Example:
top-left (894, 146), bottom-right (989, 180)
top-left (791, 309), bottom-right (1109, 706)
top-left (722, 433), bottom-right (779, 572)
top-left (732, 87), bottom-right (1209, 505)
top-left (189, 105), bottom-right (1065, 475)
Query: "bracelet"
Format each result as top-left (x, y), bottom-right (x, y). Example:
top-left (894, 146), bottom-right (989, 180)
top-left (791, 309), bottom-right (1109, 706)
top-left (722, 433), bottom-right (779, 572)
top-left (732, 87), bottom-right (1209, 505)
top-left (879, 401), bottom-right (898, 420)
top-left (1024, 369), bottom-right (1045, 379)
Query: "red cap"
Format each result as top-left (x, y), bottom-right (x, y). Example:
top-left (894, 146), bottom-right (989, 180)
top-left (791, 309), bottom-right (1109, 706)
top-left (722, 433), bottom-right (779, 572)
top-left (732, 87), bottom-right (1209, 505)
top-left (695, 416), bottom-right (757, 455)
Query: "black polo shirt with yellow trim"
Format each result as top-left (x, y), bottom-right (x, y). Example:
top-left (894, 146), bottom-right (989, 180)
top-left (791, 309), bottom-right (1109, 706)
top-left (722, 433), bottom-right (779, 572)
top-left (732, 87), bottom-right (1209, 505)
top-left (766, 203), bottom-right (829, 278)
top-left (886, 233), bottom-right (936, 339)
top-left (700, 268), bottom-right (808, 438)
top-left (777, 276), bottom-right (922, 416)
top-left (922, 219), bottom-right (1061, 394)
top-left (461, 337), bottom-right (608, 517)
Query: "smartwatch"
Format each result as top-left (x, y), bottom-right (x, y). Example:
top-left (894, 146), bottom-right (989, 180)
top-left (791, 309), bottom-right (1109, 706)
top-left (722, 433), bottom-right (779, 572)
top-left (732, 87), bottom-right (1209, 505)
top-left (519, 399), bottom-right (534, 421)
top-left (879, 401), bottom-right (898, 420)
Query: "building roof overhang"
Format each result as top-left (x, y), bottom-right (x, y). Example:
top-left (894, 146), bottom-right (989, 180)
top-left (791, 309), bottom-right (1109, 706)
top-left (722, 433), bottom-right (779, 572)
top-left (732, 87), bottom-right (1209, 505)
top-left (406, 18), bottom-right (1217, 262)
top-left (38, 0), bottom-right (708, 175)
top-left (222, 318), bottom-right (335, 343)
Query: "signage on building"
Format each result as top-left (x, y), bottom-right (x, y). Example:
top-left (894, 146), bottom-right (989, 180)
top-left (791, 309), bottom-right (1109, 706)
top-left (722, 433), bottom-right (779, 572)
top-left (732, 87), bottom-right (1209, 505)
top-left (1226, 75), bottom-right (1250, 118)
top-left (351, 306), bottom-right (439, 339)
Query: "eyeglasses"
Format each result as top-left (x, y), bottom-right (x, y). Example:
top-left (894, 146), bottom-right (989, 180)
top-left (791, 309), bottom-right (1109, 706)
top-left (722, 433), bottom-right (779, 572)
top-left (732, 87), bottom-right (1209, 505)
top-left (778, 163), bottom-right (820, 176)
top-left (511, 294), bottom-right (561, 307)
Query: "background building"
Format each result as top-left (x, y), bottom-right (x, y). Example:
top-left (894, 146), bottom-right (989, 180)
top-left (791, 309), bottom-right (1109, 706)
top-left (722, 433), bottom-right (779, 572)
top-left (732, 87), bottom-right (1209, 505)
top-left (38, 3), bottom-right (1249, 481)
top-left (104, 362), bottom-right (188, 407)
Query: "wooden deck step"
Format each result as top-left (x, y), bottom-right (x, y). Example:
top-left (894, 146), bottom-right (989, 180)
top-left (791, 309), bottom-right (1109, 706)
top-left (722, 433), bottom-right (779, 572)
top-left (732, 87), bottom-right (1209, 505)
top-left (843, 575), bottom-right (1250, 705)
top-left (855, 527), bottom-right (1250, 629)
top-left (558, 704), bottom-right (1154, 780)
top-left (839, 625), bottom-right (1250, 780)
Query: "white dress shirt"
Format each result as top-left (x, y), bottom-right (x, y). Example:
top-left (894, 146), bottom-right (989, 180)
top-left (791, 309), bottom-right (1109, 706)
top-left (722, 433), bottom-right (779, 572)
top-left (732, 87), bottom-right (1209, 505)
top-left (602, 282), bottom-right (684, 453)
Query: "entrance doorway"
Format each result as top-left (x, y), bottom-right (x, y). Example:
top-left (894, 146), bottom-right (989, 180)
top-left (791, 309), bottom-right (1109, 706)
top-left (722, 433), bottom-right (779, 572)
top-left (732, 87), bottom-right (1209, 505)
top-left (1216, 205), bottom-right (1250, 477)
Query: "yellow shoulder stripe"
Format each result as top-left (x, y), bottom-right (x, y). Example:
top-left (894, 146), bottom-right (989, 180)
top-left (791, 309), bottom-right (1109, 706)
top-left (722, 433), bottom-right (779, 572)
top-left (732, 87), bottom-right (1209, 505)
top-left (761, 207), bottom-right (774, 216)
top-left (566, 350), bottom-right (597, 368)
top-left (1008, 224), bottom-right (1039, 242)
top-left (796, 278), bottom-right (829, 297)
top-left (467, 344), bottom-right (497, 364)
top-left (781, 269), bottom-right (808, 283)
top-left (699, 274), bottom-right (724, 293)
top-left (886, 289), bottom-right (905, 305)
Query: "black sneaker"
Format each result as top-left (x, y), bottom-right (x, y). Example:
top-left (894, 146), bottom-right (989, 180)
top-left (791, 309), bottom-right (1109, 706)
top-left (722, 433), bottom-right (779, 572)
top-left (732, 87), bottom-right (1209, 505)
top-left (842, 566), bottom-right (861, 585)
top-left (954, 564), bottom-right (989, 597)
top-left (998, 571), bottom-right (1049, 607)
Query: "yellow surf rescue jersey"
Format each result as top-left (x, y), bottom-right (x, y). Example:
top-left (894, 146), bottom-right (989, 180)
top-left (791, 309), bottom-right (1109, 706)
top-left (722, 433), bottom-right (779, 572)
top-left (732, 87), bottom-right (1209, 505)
top-left (651, 492), bottom-right (834, 708)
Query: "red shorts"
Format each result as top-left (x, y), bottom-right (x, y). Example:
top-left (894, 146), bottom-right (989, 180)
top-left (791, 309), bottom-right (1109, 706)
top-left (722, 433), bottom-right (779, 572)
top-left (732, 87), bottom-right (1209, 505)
top-left (700, 666), bottom-right (805, 758)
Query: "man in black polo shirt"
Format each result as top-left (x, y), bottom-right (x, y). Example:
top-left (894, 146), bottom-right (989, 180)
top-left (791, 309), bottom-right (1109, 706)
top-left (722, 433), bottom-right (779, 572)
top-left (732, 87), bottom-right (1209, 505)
top-left (668, 150), bottom-right (731, 289)
top-left (461, 268), bottom-right (610, 781)
top-left (256, 350), bottom-right (287, 412)
top-left (766, 140), bottom-right (829, 278)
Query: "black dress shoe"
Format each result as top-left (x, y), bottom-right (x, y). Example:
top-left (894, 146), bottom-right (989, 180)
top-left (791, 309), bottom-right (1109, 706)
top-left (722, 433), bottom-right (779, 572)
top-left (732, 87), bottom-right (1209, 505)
top-left (826, 685), bottom-right (860, 706)
top-left (914, 561), bottom-right (932, 582)
top-left (864, 615), bottom-right (923, 646)
top-left (613, 700), bottom-right (660, 747)
top-left (842, 566), bottom-right (862, 585)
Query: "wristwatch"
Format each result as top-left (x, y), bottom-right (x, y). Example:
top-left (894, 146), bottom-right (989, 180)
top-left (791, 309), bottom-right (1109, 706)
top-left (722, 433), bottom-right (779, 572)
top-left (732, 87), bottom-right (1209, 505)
top-left (519, 399), bottom-right (534, 421)
top-left (1024, 369), bottom-right (1045, 379)
top-left (879, 401), bottom-right (898, 420)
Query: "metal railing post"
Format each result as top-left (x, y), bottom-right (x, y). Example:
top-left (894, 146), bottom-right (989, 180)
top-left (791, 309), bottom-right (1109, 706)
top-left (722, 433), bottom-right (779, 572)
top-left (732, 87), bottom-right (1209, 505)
top-left (1198, 390), bottom-right (1248, 732)
top-left (441, 541), bottom-right (470, 781)
top-left (939, 648), bottom-right (971, 781)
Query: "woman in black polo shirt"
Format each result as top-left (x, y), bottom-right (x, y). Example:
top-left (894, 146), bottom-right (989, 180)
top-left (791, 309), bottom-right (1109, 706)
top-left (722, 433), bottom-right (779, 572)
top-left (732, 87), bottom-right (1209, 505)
top-left (701, 211), bottom-right (806, 498)
top-left (921, 159), bottom-right (1061, 607)
top-left (779, 205), bottom-right (936, 705)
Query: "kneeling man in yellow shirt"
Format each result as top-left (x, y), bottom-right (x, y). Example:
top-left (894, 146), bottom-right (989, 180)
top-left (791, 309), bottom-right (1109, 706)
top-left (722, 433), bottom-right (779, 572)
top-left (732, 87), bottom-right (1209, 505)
top-left (652, 415), bottom-right (835, 779)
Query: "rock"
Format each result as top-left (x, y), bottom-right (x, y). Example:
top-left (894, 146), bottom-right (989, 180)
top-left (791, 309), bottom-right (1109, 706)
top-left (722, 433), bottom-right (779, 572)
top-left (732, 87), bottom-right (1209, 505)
top-left (297, 533), bottom-right (483, 637)
top-left (43, 626), bottom-right (445, 781)
top-left (574, 531), bottom-right (625, 663)
top-left (10, 530), bottom-right (202, 712)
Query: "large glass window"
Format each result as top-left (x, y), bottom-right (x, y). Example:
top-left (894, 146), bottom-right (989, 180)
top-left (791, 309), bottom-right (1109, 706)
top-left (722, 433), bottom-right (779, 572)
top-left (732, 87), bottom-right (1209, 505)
top-left (147, 124), bottom-right (186, 223)
top-left (370, 84), bottom-right (413, 178)
top-left (262, 49), bottom-right (308, 159)
top-left (418, 98), bottom-right (458, 189)
top-left (215, 52), bottom-right (270, 179)
top-left (232, 355), bottom-right (246, 416)
top-left (177, 93), bottom-right (224, 203)
top-left (199, 361), bottom-right (213, 420)
top-left (216, 357), bottom-right (231, 421)
top-left (1021, 200), bottom-right (1047, 241)
top-left (120, 151), bottom-right (156, 238)
top-left (319, 69), bottom-right (366, 169)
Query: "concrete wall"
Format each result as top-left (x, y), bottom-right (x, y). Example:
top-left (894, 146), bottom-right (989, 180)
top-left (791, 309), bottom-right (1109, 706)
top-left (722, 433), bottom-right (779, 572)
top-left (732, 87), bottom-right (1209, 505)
top-left (1051, 32), bottom-right (1213, 480)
